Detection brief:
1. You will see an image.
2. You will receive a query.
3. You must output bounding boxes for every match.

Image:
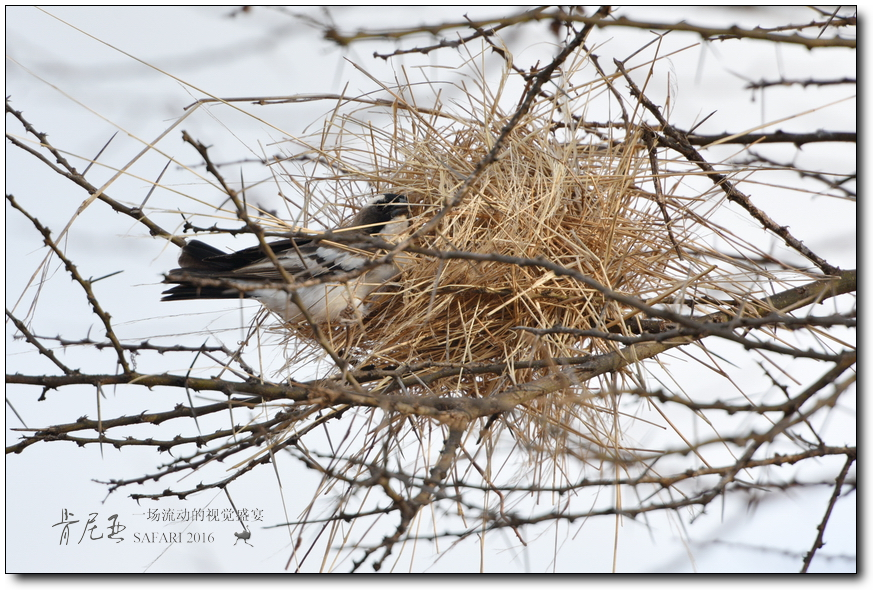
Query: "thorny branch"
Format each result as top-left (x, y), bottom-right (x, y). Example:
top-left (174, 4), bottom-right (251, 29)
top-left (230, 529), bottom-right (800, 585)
top-left (7, 193), bottom-right (131, 373)
top-left (612, 58), bottom-right (842, 276)
top-left (801, 453), bottom-right (855, 572)
top-left (5, 101), bottom-right (185, 248)
top-left (321, 10), bottom-right (855, 49)
top-left (7, 269), bottom-right (855, 453)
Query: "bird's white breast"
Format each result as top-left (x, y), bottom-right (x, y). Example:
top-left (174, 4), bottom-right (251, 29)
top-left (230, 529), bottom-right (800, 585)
top-left (251, 261), bottom-right (398, 323)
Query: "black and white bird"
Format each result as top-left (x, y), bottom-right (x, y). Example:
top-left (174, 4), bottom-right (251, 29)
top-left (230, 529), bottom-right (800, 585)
top-left (162, 193), bottom-right (410, 323)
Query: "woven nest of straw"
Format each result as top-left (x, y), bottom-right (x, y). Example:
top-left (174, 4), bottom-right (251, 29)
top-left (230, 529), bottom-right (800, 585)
top-left (261, 54), bottom-right (738, 459)
top-left (252, 49), bottom-right (777, 465)
top-left (276, 82), bottom-right (688, 405)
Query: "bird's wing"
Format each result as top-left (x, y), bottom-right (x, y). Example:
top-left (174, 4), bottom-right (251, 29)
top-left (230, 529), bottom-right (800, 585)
top-left (169, 237), bottom-right (373, 282)
top-left (233, 239), bottom-right (372, 280)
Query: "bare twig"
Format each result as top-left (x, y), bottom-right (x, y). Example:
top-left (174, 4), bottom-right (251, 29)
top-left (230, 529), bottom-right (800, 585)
top-left (321, 11), bottom-right (855, 49)
top-left (612, 59), bottom-right (841, 276)
top-left (5, 101), bottom-right (184, 247)
top-left (801, 452), bottom-right (856, 572)
top-left (6, 194), bottom-right (131, 373)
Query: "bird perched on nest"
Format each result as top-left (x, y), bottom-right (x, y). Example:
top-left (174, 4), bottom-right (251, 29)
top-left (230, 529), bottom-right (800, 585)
top-left (162, 193), bottom-right (409, 323)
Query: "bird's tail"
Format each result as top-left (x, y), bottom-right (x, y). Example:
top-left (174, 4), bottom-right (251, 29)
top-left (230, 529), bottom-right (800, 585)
top-left (162, 240), bottom-right (249, 301)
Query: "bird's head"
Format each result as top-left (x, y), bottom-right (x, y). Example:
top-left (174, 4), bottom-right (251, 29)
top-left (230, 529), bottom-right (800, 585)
top-left (352, 193), bottom-right (410, 236)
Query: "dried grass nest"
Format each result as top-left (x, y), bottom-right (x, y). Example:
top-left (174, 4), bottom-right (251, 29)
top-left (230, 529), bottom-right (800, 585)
top-left (278, 84), bottom-right (700, 403)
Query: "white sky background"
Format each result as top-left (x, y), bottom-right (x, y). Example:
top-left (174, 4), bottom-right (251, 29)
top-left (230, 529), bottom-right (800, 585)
top-left (5, 6), bottom-right (858, 574)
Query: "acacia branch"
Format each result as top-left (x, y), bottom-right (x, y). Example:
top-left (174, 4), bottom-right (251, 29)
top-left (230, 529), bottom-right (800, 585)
top-left (7, 194), bottom-right (131, 373)
top-left (5, 101), bottom-right (184, 247)
top-left (321, 11), bottom-right (855, 49)
top-left (613, 59), bottom-right (842, 276)
top-left (685, 130), bottom-right (855, 146)
top-left (7, 265), bottom-right (855, 458)
top-left (801, 453), bottom-right (855, 572)
top-left (353, 424), bottom-right (466, 572)
top-left (6, 308), bottom-right (77, 376)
